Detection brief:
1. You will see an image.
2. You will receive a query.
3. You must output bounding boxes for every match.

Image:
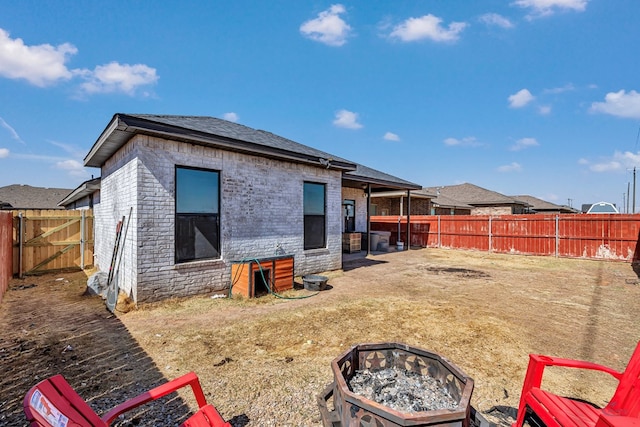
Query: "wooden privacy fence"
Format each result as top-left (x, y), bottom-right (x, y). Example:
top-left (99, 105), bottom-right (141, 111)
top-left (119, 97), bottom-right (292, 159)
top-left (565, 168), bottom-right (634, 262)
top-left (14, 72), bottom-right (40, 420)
top-left (0, 211), bottom-right (12, 303)
top-left (371, 214), bottom-right (640, 262)
top-left (12, 210), bottom-right (94, 277)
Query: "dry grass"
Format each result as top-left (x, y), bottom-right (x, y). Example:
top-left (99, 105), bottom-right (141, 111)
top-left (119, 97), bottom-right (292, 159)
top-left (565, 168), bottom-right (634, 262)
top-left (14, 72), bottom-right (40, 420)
top-left (115, 248), bottom-right (640, 426)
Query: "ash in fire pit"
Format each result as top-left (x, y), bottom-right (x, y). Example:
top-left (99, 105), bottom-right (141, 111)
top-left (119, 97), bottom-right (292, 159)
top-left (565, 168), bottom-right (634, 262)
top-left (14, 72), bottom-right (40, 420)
top-left (349, 366), bottom-right (459, 413)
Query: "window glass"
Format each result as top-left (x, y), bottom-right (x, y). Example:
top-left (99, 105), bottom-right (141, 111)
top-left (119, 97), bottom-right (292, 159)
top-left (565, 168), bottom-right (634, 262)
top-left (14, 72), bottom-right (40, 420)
top-left (176, 167), bottom-right (220, 263)
top-left (304, 182), bottom-right (325, 215)
top-left (176, 168), bottom-right (219, 213)
top-left (303, 182), bottom-right (326, 249)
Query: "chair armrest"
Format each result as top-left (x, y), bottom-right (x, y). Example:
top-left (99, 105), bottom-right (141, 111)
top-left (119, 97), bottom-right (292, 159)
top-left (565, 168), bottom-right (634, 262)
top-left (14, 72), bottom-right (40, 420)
top-left (101, 372), bottom-right (208, 425)
top-left (521, 354), bottom-right (623, 396)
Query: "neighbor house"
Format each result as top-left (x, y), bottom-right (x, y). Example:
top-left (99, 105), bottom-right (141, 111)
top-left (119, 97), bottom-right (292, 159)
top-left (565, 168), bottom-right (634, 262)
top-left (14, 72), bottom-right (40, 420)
top-left (510, 195), bottom-right (578, 214)
top-left (368, 188), bottom-right (436, 216)
top-left (428, 193), bottom-right (473, 215)
top-left (0, 184), bottom-right (72, 210)
top-left (423, 183), bottom-right (529, 215)
top-left (84, 114), bottom-right (420, 302)
top-left (58, 177), bottom-right (101, 210)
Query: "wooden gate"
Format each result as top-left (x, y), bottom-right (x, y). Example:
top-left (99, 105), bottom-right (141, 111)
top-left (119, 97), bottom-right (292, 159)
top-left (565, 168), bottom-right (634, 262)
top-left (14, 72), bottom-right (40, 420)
top-left (12, 210), bottom-right (94, 276)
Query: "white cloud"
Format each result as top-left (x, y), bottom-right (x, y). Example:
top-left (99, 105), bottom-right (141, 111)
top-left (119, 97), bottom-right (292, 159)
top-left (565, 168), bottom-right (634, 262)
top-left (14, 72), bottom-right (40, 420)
top-left (590, 90), bottom-right (640, 119)
top-left (512, 0), bottom-right (588, 18)
top-left (0, 116), bottom-right (24, 143)
top-left (56, 159), bottom-right (88, 177)
top-left (0, 148), bottom-right (9, 158)
top-left (478, 13), bottom-right (514, 29)
top-left (543, 83), bottom-right (575, 94)
top-left (508, 88), bottom-right (535, 108)
top-left (0, 28), bottom-right (159, 97)
top-left (444, 136), bottom-right (482, 147)
top-left (333, 109), bottom-right (363, 129)
top-left (590, 161), bottom-right (622, 172)
top-left (584, 151), bottom-right (640, 173)
top-left (300, 4), bottom-right (351, 47)
top-left (390, 14), bottom-right (467, 42)
top-left (78, 62), bottom-right (158, 96)
top-left (223, 112), bottom-right (239, 122)
top-left (0, 28), bottom-right (76, 87)
top-left (497, 162), bottom-right (522, 172)
top-left (538, 105), bottom-right (552, 115)
top-left (510, 137), bottom-right (539, 151)
top-left (383, 132), bottom-right (400, 141)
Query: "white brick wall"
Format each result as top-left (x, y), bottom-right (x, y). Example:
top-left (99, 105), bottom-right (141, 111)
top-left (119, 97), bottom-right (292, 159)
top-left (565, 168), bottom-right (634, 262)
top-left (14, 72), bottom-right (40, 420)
top-left (96, 134), bottom-right (343, 302)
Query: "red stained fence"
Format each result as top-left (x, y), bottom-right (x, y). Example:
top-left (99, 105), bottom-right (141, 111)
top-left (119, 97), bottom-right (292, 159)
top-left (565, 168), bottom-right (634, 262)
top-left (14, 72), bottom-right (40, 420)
top-left (0, 212), bottom-right (12, 303)
top-left (371, 214), bottom-right (640, 262)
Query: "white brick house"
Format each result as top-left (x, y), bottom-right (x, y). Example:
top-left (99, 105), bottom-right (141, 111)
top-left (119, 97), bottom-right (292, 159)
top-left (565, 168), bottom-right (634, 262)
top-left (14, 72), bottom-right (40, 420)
top-left (84, 114), bottom-right (420, 302)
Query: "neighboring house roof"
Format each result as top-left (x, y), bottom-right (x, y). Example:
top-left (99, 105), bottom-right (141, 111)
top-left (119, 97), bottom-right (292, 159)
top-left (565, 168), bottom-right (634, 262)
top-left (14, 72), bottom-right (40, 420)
top-left (430, 194), bottom-right (473, 210)
top-left (85, 113), bottom-right (420, 191)
top-left (0, 184), bottom-right (72, 210)
top-left (511, 195), bottom-right (579, 213)
top-left (58, 177), bottom-right (101, 207)
top-left (423, 183), bottom-right (528, 207)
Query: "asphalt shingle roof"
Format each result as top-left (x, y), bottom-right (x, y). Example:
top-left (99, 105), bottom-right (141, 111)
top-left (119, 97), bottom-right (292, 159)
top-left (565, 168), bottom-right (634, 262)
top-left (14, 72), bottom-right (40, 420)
top-left (511, 195), bottom-right (576, 212)
top-left (0, 184), bottom-right (72, 210)
top-left (423, 183), bottom-right (526, 206)
top-left (128, 114), bottom-right (355, 164)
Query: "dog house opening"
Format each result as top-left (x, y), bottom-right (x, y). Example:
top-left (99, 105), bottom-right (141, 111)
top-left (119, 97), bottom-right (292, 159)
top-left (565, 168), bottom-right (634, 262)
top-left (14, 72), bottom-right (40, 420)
top-left (254, 268), bottom-right (271, 297)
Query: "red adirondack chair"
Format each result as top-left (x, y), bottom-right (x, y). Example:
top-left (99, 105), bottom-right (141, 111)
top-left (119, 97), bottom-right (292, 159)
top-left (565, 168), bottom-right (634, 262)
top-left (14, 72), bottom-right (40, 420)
top-left (23, 371), bottom-right (231, 427)
top-left (512, 341), bottom-right (640, 427)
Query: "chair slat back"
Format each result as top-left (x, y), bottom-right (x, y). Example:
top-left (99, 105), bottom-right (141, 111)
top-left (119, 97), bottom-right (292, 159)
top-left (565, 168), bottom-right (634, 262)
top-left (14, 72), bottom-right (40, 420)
top-left (606, 342), bottom-right (640, 417)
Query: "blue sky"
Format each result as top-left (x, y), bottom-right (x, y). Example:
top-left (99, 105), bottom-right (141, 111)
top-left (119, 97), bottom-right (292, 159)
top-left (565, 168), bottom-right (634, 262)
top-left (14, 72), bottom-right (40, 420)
top-left (1, 0), bottom-right (639, 210)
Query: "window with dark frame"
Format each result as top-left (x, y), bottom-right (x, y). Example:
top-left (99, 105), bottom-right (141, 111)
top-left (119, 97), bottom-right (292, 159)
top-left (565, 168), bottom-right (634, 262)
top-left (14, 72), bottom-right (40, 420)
top-left (175, 166), bottom-right (220, 263)
top-left (303, 182), bottom-right (326, 250)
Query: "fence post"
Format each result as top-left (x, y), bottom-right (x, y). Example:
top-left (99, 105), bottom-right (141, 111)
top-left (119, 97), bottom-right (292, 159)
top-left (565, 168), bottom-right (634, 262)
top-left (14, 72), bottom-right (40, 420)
top-left (18, 212), bottom-right (23, 279)
top-left (80, 210), bottom-right (85, 269)
top-left (555, 215), bottom-right (559, 257)
top-left (489, 216), bottom-right (493, 253)
top-left (437, 215), bottom-right (441, 248)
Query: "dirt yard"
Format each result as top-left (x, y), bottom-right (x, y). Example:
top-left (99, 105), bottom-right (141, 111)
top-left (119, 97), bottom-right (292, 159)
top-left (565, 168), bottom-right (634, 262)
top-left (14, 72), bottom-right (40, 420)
top-left (1, 248), bottom-right (639, 427)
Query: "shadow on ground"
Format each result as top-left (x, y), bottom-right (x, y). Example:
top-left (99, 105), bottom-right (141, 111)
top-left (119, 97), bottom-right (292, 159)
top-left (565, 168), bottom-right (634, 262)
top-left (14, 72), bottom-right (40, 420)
top-left (342, 251), bottom-right (389, 272)
top-left (0, 272), bottom-right (247, 427)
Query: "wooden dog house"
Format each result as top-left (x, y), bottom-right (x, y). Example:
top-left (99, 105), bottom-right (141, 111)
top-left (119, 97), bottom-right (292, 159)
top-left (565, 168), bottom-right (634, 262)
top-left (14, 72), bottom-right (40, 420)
top-left (230, 254), bottom-right (294, 297)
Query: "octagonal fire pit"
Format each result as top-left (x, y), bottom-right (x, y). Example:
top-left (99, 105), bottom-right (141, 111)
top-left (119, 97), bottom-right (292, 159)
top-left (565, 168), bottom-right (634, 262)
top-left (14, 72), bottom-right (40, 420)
top-left (318, 342), bottom-right (474, 427)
